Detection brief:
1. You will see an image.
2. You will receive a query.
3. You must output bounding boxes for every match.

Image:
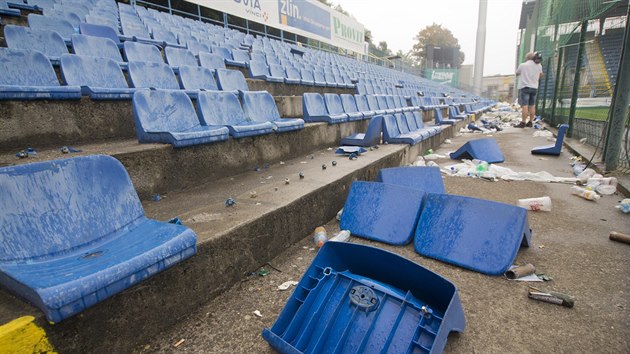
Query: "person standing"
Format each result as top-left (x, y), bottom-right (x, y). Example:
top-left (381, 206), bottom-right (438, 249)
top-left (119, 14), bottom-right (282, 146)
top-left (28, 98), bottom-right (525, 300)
top-left (515, 52), bottom-right (544, 128)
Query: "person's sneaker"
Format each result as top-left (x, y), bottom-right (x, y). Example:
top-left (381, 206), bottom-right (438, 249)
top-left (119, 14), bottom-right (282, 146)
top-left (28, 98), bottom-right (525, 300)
top-left (514, 122), bottom-right (526, 128)
top-left (525, 121), bottom-right (533, 127)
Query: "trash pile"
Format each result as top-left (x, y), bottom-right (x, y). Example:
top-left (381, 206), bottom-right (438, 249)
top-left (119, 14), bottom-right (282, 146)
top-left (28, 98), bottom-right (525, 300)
top-left (441, 159), bottom-right (578, 183)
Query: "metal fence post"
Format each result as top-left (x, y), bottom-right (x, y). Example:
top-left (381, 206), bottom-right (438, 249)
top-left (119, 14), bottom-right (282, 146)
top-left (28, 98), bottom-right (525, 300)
top-left (540, 56), bottom-right (552, 118)
top-left (568, 20), bottom-right (589, 138)
top-left (550, 47), bottom-right (564, 126)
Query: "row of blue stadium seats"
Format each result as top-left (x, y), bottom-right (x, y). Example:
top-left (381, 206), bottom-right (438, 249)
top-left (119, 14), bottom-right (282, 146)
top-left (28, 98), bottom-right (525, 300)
top-left (132, 89), bottom-right (304, 148)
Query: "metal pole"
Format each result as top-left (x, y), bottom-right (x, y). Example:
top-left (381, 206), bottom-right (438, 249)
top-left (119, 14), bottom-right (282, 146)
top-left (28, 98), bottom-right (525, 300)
top-left (473, 0), bottom-right (488, 96)
top-left (167, 0), bottom-right (172, 15)
top-left (223, 12), bottom-right (228, 28)
top-left (567, 20), bottom-right (589, 138)
top-left (197, 4), bottom-right (201, 21)
top-left (550, 47), bottom-right (564, 126)
top-left (603, 6), bottom-right (630, 171)
top-left (540, 57), bottom-right (552, 118)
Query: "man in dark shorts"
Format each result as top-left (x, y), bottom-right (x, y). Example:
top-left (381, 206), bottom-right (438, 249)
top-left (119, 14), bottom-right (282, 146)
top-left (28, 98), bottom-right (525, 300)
top-left (515, 52), bottom-right (543, 128)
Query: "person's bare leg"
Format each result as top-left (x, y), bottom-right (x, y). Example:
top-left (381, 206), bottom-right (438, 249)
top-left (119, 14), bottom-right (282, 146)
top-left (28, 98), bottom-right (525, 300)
top-left (521, 106), bottom-right (529, 123)
top-left (529, 105), bottom-right (536, 123)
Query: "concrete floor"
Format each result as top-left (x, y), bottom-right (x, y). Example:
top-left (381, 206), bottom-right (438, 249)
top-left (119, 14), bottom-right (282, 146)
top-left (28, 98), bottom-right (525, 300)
top-left (135, 127), bottom-right (630, 353)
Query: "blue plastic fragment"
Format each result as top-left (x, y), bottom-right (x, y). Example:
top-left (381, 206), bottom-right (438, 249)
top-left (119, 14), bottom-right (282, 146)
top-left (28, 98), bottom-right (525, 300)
top-left (60, 146), bottom-right (82, 154)
top-left (15, 148), bottom-right (36, 158)
top-left (377, 166), bottom-right (446, 194)
top-left (263, 242), bottom-right (466, 354)
top-left (336, 146), bottom-right (368, 155)
top-left (168, 217), bottom-right (182, 225)
top-left (449, 138), bottom-right (505, 163)
top-left (531, 124), bottom-right (568, 156)
top-left (151, 194), bottom-right (161, 202)
top-left (225, 198), bottom-right (236, 207)
top-left (467, 123), bottom-right (483, 132)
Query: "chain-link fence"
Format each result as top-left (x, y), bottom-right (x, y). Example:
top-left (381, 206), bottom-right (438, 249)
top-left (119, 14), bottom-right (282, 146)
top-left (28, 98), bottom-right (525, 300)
top-left (522, 0), bottom-right (629, 171)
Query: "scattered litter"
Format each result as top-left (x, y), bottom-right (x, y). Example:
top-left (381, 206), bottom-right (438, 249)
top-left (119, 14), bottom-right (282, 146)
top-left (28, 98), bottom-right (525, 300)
top-left (571, 186), bottom-right (601, 201)
top-left (254, 166), bottom-right (260, 172)
top-left (60, 146), bottom-right (82, 154)
top-left (302, 246), bottom-right (308, 249)
top-left (167, 217), bottom-right (182, 225)
top-left (443, 139), bottom-right (452, 144)
top-left (263, 163), bottom-right (270, 170)
top-left (517, 196), bottom-right (552, 212)
top-left (616, 199), bottom-right (630, 213)
top-left (414, 156), bottom-right (426, 166)
top-left (539, 157), bottom-right (547, 160)
top-left (336, 208), bottom-right (343, 221)
top-left (336, 146), bottom-right (367, 155)
top-left (313, 226), bottom-right (327, 247)
top-left (151, 194), bottom-right (161, 202)
top-left (322, 164), bottom-right (327, 170)
top-left (609, 231), bottom-right (630, 245)
top-left (253, 310), bottom-right (263, 318)
top-left (255, 202), bottom-right (262, 206)
top-left (300, 161), bottom-right (307, 164)
top-left (329, 230), bottom-right (351, 243)
top-left (327, 147), bottom-right (333, 151)
top-left (275, 187), bottom-right (279, 191)
top-left (349, 153), bottom-right (358, 160)
top-left (505, 264), bottom-right (539, 281)
top-left (443, 159), bottom-right (577, 183)
top-left (579, 137), bottom-right (588, 144)
top-left (299, 172), bottom-right (304, 179)
top-left (249, 191), bottom-right (257, 199)
top-left (528, 287), bottom-right (575, 308)
top-left (278, 281), bottom-right (299, 291)
top-left (266, 176), bottom-right (273, 180)
top-left (174, 339), bottom-right (185, 347)
top-left (285, 178), bottom-right (290, 184)
top-left (257, 268), bottom-right (270, 277)
top-left (310, 155), bottom-right (315, 159)
top-left (279, 161), bottom-right (285, 165)
top-left (225, 198), bottom-right (236, 207)
top-left (332, 160), bottom-right (337, 166)
top-left (467, 123), bottom-right (483, 132)
top-left (538, 244), bottom-right (545, 249)
top-left (15, 148), bottom-right (37, 159)
top-left (308, 248), bottom-right (314, 251)
top-left (426, 161), bottom-right (439, 167)
top-left (533, 130), bottom-right (553, 138)
top-left (537, 274), bottom-right (553, 281)
top-left (424, 149), bottom-right (433, 155)
top-left (423, 154), bottom-right (447, 160)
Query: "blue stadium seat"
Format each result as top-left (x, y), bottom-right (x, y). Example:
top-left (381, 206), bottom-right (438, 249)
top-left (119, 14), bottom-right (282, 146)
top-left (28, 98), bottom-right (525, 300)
top-left (449, 106), bottom-right (467, 119)
top-left (382, 114), bottom-right (423, 145)
top-left (185, 40), bottom-right (210, 56)
top-left (354, 94), bottom-right (376, 118)
top-left (211, 46), bottom-right (232, 61)
top-left (339, 94), bottom-right (364, 121)
top-left (128, 61), bottom-right (181, 91)
top-left (123, 41), bottom-right (164, 64)
top-left (386, 95), bottom-right (403, 113)
top-left (377, 166), bottom-right (446, 194)
top-left (85, 15), bottom-right (119, 34)
top-left (531, 124), bottom-right (568, 155)
top-left (248, 59), bottom-right (283, 83)
top-left (312, 69), bottom-right (327, 87)
top-left (132, 89), bottom-right (229, 147)
top-left (60, 54), bottom-right (135, 100)
top-left (152, 28), bottom-right (179, 47)
top-left (323, 94), bottom-right (353, 121)
top-left (340, 115), bottom-right (383, 147)
top-left (269, 64), bottom-right (288, 83)
top-left (3, 25), bottom-right (68, 64)
top-left (226, 49), bottom-right (249, 67)
top-left (215, 68), bottom-right (249, 92)
top-left (0, 155), bottom-right (198, 323)
top-left (79, 23), bottom-right (122, 47)
top-left (71, 34), bottom-right (124, 64)
top-left (43, 9), bottom-right (82, 30)
top-left (0, 48), bottom-right (81, 100)
top-left (366, 95), bottom-right (387, 115)
top-left (197, 90), bottom-right (274, 138)
top-left (302, 93), bottom-right (348, 124)
top-left (434, 108), bottom-right (457, 125)
top-left (164, 46), bottom-right (198, 68)
top-left (241, 91), bottom-right (304, 133)
top-left (299, 68), bottom-right (315, 86)
top-left (377, 95), bottom-right (396, 114)
top-left (340, 181), bottom-right (425, 245)
top-left (449, 138), bottom-right (505, 163)
top-left (284, 66), bottom-right (301, 85)
top-left (199, 52), bottom-right (226, 71)
top-left (415, 194), bottom-right (532, 275)
top-left (178, 65), bottom-right (219, 91)
top-left (0, 0), bottom-right (20, 16)
top-left (27, 14), bottom-right (76, 43)
top-left (323, 71), bottom-right (339, 88)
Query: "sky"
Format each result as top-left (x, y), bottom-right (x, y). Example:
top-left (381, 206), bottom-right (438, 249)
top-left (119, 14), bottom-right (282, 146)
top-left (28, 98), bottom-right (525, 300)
top-left (331, 0), bottom-right (524, 76)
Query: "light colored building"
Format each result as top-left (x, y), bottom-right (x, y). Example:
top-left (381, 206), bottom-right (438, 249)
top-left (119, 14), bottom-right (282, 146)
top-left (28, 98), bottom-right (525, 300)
top-left (482, 75), bottom-right (515, 102)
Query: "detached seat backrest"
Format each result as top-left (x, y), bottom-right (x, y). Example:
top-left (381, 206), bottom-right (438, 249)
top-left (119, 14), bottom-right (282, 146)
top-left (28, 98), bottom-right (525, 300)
top-left (123, 41), bottom-right (164, 64)
top-left (71, 34), bottom-right (123, 63)
top-left (340, 115), bottom-right (383, 147)
top-left (132, 89), bottom-right (229, 147)
top-left (197, 90), bottom-right (274, 138)
top-left (0, 48), bottom-right (81, 100)
top-left (60, 54), bottom-right (134, 100)
top-left (3, 25), bottom-right (68, 62)
top-left (215, 68), bottom-right (249, 92)
top-left (27, 14), bottom-right (76, 41)
top-left (241, 91), bottom-right (304, 133)
top-left (0, 155), bottom-right (198, 323)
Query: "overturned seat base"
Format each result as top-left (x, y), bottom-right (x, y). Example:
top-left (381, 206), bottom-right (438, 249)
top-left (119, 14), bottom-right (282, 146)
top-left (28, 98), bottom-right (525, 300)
top-left (449, 137), bottom-right (505, 163)
top-left (263, 242), bottom-right (466, 354)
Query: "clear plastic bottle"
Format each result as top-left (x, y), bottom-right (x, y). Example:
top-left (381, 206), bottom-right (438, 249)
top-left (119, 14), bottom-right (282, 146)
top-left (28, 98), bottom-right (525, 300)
top-left (571, 186), bottom-right (601, 201)
top-left (329, 230), bottom-right (351, 243)
top-left (313, 226), bottom-right (328, 247)
top-left (616, 199), bottom-right (630, 213)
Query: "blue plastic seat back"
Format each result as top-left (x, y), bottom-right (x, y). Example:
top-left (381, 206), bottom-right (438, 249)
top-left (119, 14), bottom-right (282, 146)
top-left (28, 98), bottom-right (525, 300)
top-left (199, 52), bottom-right (226, 71)
top-left (215, 68), bottom-right (249, 91)
top-left (361, 115), bottom-right (383, 144)
top-left (231, 49), bottom-right (249, 63)
top-left (449, 138), bottom-right (505, 163)
top-left (43, 9), bottom-right (82, 29)
top-left (85, 15), bottom-right (119, 33)
top-left (123, 41), bottom-right (163, 63)
top-left (60, 54), bottom-right (128, 89)
top-left (241, 90), bottom-right (281, 123)
top-left (71, 34), bottom-right (122, 62)
top-left (186, 40), bottom-right (210, 56)
top-left (178, 65), bottom-right (218, 91)
top-left (197, 90), bottom-right (247, 126)
top-left (303, 93), bottom-right (327, 116)
top-left (164, 46), bottom-right (198, 67)
top-left (79, 22), bottom-right (120, 44)
top-left (394, 113), bottom-right (411, 134)
top-left (263, 241), bottom-right (466, 354)
top-left (366, 95), bottom-right (381, 111)
top-left (27, 14), bottom-right (76, 39)
top-left (152, 29), bottom-right (177, 44)
top-left (269, 64), bottom-right (286, 78)
top-left (285, 66), bottom-right (301, 81)
top-left (340, 181), bottom-right (425, 245)
top-left (323, 94), bottom-right (345, 115)
top-left (354, 94), bottom-right (371, 112)
top-left (403, 112), bottom-right (419, 131)
top-left (554, 124), bottom-right (569, 149)
top-left (3, 25), bottom-right (68, 59)
top-left (386, 95), bottom-right (397, 109)
top-left (0, 155), bottom-right (144, 262)
top-left (415, 194), bottom-right (532, 275)
top-left (27, 0), bottom-right (55, 10)
top-left (412, 111), bottom-right (426, 128)
top-left (249, 59), bottom-right (270, 77)
top-left (313, 69), bottom-right (326, 83)
top-left (340, 94), bottom-right (360, 114)
top-left (128, 61), bottom-right (180, 90)
top-left (300, 68), bottom-right (315, 82)
top-left (212, 46), bottom-right (231, 60)
top-left (377, 166), bottom-right (445, 194)
top-left (377, 95), bottom-right (390, 110)
top-left (250, 50), bottom-right (265, 62)
top-left (0, 48), bottom-right (60, 87)
top-left (382, 114), bottom-right (402, 138)
top-left (132, 89), bottom-right (201, 133)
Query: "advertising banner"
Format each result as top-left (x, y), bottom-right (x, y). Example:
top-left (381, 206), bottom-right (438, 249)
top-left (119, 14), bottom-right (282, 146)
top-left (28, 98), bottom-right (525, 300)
top-left (425, 69), bottom-right (460, 87)
top-left (278, 0), bottom-right (330, 39)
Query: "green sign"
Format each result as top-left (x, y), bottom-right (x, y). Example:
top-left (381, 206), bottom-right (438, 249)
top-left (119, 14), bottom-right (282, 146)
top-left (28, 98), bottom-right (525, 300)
top-left (425, 69), bottom-right (459, 87)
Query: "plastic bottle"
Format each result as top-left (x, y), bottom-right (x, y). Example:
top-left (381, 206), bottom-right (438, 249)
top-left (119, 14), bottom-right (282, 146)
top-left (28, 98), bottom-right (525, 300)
top-left (329, 230), bottom-right (351, 243)
top-left (571, 186), bottom-right (601, 201)
top-left (616, 199), bottom-right (630, 213)
top-left (517, 196), bottom-right (552, 211)
top-left (313, 226), bottom-right (328, 247)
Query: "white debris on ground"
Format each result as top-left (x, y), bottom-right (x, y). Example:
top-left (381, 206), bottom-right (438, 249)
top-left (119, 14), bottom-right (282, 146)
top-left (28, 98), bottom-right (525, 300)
top-left (442, 159), bottom-right (578, 184)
